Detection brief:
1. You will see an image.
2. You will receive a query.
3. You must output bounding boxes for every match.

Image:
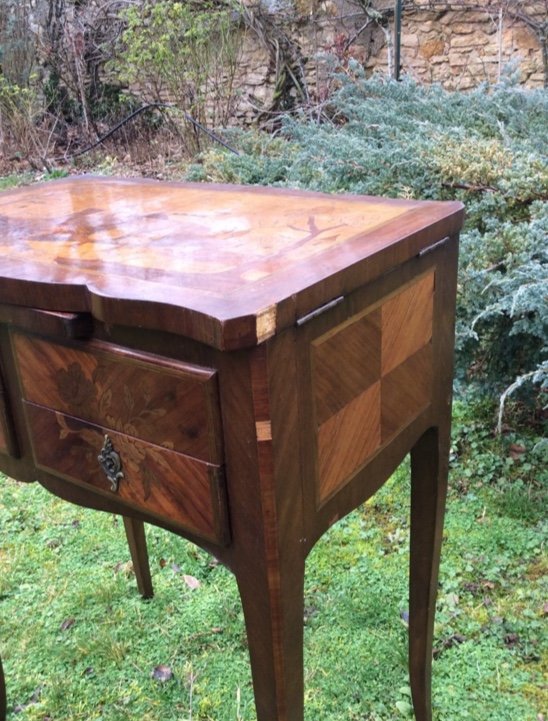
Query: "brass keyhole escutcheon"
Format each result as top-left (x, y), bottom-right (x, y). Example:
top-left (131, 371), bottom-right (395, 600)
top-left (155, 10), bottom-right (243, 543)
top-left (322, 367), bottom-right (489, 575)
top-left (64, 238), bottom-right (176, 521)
top-left (98, 435), bottom-right (124, 493)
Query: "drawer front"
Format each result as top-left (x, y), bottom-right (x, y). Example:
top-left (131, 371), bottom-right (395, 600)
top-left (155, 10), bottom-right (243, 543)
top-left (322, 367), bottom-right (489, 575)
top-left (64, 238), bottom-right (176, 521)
top-left (12, 333), bottom-right (223, 464)
top-left (25, 403), bottom-right (228, 545)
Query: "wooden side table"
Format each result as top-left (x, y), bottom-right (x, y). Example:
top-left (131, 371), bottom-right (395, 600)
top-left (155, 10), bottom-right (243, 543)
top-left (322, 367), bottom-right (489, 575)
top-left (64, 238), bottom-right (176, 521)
top-left (0, 177), bottom-right (463, 721)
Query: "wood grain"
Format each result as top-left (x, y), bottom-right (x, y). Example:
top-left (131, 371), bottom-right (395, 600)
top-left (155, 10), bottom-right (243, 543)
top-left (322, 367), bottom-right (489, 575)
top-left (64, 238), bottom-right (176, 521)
top-left (235, 334), bottom-right (307, 721)
top-left (13, 333), bottom-right (222, 463)
top-left (248, 346), bottom-right (288, 717)
top-left (123, 516), bottom-right (153, 599)
top-left (25, 403), bottom-right (228, 545)
top-left (0, 372), bottom-right (8, 454)
top-left (0, 400), bottom-right (8, 454)
top-left (408, 237), bottom-right (459, 721)
top-left (312, 309), bottom-right (381, 425)
top-left (318, 382), bottom-right (381, 501)
top-left (0, 368), bottom-right (16, 457)
top-left (0, 177), bottom-right (464, 349)
top-left (381, 343), bottom-right (433, 443)
top-left (311, 272), bottom-right (434, 503)
top-left (0, 303), bottom-right (92, 339)
top-left (0, 175), bottom-right (464, 721)
top-left (381, 271), bottom-right (434, 375)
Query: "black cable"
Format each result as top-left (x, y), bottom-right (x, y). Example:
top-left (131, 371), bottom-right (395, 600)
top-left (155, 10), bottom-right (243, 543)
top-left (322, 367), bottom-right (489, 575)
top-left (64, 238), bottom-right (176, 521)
top-left (53, 102), bottom-right (240, 162)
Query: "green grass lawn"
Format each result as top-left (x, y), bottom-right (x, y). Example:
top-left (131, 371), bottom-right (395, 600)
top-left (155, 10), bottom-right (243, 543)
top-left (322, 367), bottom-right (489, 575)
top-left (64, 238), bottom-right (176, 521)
top-left (0, 401), bottom-right (545, 721)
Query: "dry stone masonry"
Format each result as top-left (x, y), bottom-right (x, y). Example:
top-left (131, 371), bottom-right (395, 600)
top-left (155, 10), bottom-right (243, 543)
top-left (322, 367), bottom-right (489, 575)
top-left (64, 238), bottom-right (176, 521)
top-left (234, 0), bottom-right (545, 121)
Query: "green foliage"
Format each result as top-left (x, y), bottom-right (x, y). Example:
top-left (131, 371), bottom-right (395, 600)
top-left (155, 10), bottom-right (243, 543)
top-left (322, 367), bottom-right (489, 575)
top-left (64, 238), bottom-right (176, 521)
top-left (0, 172), bottom-right (34, 190)
top-left (456, 200), bottom-right (547, 399)
top-left (189, 74), bottom-right (548, 419)
top-left (0, 76), bottom-right (52, 166)
top-left (114, 0), bottom-right (242, 154)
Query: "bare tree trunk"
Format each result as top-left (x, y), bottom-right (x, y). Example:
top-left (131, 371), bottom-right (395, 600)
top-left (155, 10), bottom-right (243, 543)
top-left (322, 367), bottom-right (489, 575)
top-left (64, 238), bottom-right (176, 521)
top-left (46, 0), bottom-right (66, 50)
top-left (497, 6), bottom-right (503, 82)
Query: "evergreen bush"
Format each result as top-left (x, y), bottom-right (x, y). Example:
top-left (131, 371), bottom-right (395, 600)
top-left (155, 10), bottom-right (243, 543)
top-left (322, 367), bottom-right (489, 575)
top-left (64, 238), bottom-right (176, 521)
top-left (188, 73), bottom-right (548, 423)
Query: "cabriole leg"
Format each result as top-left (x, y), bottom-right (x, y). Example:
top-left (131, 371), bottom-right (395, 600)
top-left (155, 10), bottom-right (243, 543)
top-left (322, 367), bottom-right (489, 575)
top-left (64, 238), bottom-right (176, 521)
top-left (0, 655), bottom-right (6, 721)
top-left (122, 517), bottom-right (153, 599)
top-left (235, 555), bottom-right (305, 721)
top-left (409, 425), bottom-right (449, 721)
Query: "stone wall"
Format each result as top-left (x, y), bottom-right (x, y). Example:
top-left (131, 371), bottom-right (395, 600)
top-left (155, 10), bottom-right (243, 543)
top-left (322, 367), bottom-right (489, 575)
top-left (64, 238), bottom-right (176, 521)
top-left (374, 2), bottom-right (545, 89)
top-left (233, 0), bottom-right (545, 122)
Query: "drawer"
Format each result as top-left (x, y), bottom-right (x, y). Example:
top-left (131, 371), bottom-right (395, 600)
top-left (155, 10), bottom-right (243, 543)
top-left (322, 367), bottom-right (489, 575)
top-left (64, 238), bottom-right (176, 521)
top-left (24, 403), bottom-right (228, 545)
top-left (12, 333), bottom-right (223, 464)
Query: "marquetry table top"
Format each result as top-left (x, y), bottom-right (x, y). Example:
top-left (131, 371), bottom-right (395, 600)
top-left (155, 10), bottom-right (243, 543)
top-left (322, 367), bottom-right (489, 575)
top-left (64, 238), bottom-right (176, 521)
top-left (0, 177), bottom-right (463, 349)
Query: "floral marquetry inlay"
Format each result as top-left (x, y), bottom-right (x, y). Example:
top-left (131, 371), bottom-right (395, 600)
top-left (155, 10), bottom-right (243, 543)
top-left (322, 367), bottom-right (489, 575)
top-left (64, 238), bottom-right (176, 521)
top-left (0, 177), bottom-right (463, 349)
top-left (12, 333), bottom-right (223, 464)
top-left (53, 359), bottom-right (172, 448)
top-left (11, 332), bottom-right (227, 543)
top-left (25, 404), bottom-right (226, 544)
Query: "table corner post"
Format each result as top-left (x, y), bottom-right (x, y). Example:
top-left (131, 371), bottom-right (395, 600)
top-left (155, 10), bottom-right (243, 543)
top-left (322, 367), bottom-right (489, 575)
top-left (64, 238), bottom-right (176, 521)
top-left (409, 423), bottom-right (450, 721)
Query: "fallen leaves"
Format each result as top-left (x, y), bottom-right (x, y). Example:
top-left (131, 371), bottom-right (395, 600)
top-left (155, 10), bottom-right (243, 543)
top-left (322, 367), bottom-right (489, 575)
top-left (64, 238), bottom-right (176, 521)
top-left (113, 560), bottom-right (135, 577)
top-left (158, 559), bottom-right (202, 590)
top-left (13, 686), bottom-right (42, 714)
top-left (163, 561), bottom-right (201, 589)
top-left (183, 574), bottom-right (201, 590)
top-left (433, 633), bottom-right (467, 659)
top-left (509, 443), bottom-right (526, 460)
top-left (503, 632), bottom-right (520, 648)
top-left (151, 664), bottom-right (173, 683)
top-left (462, 579), bottom-right (496, 595)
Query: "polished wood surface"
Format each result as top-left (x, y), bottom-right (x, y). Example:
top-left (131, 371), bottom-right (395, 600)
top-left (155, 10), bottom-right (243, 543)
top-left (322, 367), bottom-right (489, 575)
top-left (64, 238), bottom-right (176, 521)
top-left (381, 271), bottom-right (434, 374)
top-left (0, 371), bottom-right (16, 457)
top-left (24, 403), bottom-right (228, 544)
top-left (13, 333), bottom-right (223, 463)
top-left (313, 271), bottom-right (434, 503)
top-left (0, 177), bottom-right (464, 721)
top-left (122, 516), bottom-right (154, 599)
top-left (0, 304), bottom-right (92, 339)
top-left (0, 177), bottom-right (463, 349)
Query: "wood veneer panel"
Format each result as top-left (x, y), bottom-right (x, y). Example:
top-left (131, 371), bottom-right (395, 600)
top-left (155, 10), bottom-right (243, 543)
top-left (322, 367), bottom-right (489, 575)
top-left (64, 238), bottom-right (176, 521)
top-left (13, 333), bottom-right (222, 463)
top-left (0, 371), bottom-right (16, 457)
top-left (313, 271), bottom-right (436, 505)
top-left (381, 271), bottom-right (434, 375)
top-left (381, 343), bottom-right (433, 443)
top-left (312, 309), bottom-right (381, 425)
top-left (318, 382), bottom-right (381, 501)
top-left (25, 403), bottom-right (228, 545)
top-left (0, 400), bottom-right (8, 454)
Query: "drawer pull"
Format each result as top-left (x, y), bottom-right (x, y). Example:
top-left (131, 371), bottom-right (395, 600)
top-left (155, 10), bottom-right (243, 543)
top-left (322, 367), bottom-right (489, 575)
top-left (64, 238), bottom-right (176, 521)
top-left (98, 435), bottom-right (124, 492)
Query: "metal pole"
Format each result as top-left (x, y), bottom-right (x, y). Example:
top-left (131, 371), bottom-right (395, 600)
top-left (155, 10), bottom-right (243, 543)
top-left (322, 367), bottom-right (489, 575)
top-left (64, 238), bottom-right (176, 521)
top-left (394, 0), bottom-right (403, 80)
